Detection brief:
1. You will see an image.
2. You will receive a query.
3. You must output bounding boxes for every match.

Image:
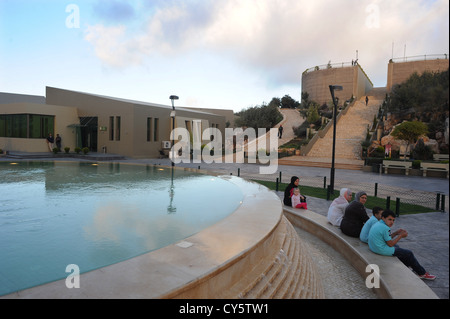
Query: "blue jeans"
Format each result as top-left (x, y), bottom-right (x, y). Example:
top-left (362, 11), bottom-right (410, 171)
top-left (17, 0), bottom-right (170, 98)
top-left (393, 246), bottom-right (426, 276)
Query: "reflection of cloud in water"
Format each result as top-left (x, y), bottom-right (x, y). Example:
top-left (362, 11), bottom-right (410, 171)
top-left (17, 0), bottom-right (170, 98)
top-left (83, 202), bottom-right (198, 254)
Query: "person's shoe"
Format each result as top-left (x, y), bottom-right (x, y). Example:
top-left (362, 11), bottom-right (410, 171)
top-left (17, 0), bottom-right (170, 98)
top-left (419, 272), bottom-right (436, 280)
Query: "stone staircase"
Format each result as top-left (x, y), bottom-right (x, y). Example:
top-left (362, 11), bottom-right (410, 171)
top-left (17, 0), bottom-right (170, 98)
top-left (305, 88), bottom-right (386, 161)
top-left (223, 217), bottom-right (324, 299)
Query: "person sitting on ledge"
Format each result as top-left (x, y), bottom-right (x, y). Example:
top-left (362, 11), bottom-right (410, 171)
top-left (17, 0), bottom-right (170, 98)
top-left (283, 176), bottom-right (299, 207)
top-left (340, 191), bottom-right (369, 238)
top-left (291, 188), bottom-right (307, 209)
top-left (368, 209), bottom-right (436, 280)
top-left (327, 188), bottom-right (352, 227)
top-left (359, 206), bottom-right (384, 243)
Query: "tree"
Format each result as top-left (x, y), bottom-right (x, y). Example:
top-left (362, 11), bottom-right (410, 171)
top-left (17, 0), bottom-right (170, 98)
top-left (391, 121), bottom-right (428, 159)
top-left (306, 104), bottom-right (320, 126)
top-left (268, 97), bottom-right (281, 109)
top-left (280, 95), bottom-right (300, 109)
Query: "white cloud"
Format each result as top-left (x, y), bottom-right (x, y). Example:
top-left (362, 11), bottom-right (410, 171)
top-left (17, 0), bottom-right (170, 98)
top-left (84, 0), bottom-right (449, 88)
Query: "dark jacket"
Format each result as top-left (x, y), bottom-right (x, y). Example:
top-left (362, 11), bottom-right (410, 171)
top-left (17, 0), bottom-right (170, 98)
top-left (340, 200), bottom-right (369, 237)
top-left (283, 176), bottom-right (299, 206)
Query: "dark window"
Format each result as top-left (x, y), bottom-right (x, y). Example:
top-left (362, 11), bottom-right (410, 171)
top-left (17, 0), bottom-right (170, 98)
top-left (0, 114), bottom-right (54, 138)
top-left (115, 116), bottom-right (121, 141)
top-left (153, 118), bottom-right (159, 142)
top-left (147, 117), bottom-right (152, 142)
top-left (109, 116), bottom-right (114, 141)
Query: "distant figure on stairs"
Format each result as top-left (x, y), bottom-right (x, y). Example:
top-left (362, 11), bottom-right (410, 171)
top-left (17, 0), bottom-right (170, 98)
top-left (278, 125), bottom-right (284, 139)
top-left (365, 96), bottom-right (369, 106)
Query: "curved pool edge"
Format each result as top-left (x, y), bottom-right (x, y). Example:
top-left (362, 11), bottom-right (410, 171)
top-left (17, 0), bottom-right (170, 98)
top-left (2, 164), bottom-right (324, 299)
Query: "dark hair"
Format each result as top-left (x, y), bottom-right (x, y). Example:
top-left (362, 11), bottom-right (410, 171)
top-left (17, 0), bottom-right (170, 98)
top-left (382, 209), bottom-right (396, 219)
top-left (372, 206), bottom-right (384, 216)
top-left (290, 176), bottom-right (299, 185)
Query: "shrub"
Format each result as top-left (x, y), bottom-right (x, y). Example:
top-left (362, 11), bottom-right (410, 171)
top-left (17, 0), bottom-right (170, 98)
top-left (412, 139), bottom-right (433, 160)
top-left (74, 147), bottom-right (81, 154)
top-left (82, 147), bottom-right (89, 155)
top-left (64, 147), bottom-right (70, 154)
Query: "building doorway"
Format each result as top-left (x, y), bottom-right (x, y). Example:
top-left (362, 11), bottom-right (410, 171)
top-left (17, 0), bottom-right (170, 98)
top-left (80, 117), bottom-right (98, 152)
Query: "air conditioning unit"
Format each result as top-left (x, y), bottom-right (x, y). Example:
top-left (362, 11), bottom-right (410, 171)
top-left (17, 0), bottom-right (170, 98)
top-left (162, 141), bottom-right (172, 149)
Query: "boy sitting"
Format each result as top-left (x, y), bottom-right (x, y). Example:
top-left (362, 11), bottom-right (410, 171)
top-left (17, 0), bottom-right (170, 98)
top-left (368, 209), bottom-right (436, 280)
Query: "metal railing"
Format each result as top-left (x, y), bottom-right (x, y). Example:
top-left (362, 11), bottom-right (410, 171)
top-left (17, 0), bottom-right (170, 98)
top-left (303, 61), bottom-right (355, 74)
top-left (389, 54), bottom-right (448, 63)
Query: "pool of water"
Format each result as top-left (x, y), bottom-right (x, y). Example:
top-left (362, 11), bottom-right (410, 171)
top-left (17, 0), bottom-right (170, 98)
top-left (0, 162), bottom-right (244, 296)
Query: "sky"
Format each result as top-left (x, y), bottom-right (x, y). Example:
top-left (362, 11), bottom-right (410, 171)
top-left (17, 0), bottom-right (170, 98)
top-left (0, 0), bottom-right (448, 113)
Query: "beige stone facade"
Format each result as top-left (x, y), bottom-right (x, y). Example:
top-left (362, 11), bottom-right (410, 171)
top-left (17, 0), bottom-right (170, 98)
top-left (387, 58), bottom-right (449, 91)
top-left (0, 102), bottom-right (79, 153)
top-left (1, 87), bottom-right (231, 158)
top-left (302, 64), bottom-right (373, 106)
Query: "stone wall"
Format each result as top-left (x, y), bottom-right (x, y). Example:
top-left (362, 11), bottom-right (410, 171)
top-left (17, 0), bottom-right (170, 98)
top-left (387, 59), bottom-right (449, 91)
top-left (302, 65), bottom-right (373, 106)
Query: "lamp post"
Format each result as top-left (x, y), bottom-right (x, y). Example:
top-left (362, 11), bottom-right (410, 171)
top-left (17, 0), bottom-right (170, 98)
top-left (169, 95), bottom-right (179, 167)
top-left (329, 85), bottom-right (343, 194)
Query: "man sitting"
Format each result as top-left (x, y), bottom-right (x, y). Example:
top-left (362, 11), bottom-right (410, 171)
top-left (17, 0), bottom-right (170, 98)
top-left (368, 209), bottom-right (436, 280)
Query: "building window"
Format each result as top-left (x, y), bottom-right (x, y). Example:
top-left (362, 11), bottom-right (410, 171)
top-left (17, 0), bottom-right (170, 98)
top-left (147, 117), bottom-right (152, 142)
top-left (0, 114), bottom-right (54, 138)
top-left (109, 116), bottom-right (114, 141)
top-left (115, 116), bottom-right (121, 141)
top-left (153, 118), bottom-right (159, 142)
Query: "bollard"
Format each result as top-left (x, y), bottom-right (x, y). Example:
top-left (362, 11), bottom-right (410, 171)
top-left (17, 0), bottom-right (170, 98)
top-left (279, 171), bottom-right (282, 184)
top-left (436, 193), bottom-right (441, 211)
top-left (327, 185), bottom-right (331, 201)
top-left (276, 178), bottom-right (279, 192)
top-left (374, 183), bottom-right (378, 197)
top-left (386, 196), bottom-right (391, 210)
top-left (323, 176), bottom-right (327, 189)
top-left (395, 198), bottom-right (400, 217)
top-left (238, 168), bottom-right (240, 177)
top-left (441, 194), bottom-right (446, 212)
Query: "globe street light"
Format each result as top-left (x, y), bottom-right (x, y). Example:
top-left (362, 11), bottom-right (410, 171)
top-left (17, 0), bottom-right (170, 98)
top-left (169, 95), bottom-right (179, 167)
top-left (329, 85), bottom-right (343, 195)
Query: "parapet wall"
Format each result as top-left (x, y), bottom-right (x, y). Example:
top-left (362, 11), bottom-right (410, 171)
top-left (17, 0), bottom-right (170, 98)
top-left (387, 58), bottom-right (449, 91)
top-left (302, 65), bottom-right (373, 106)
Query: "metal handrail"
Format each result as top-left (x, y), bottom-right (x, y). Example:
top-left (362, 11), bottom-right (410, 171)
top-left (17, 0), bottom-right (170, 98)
top-left (389, 54), bottom-right (448, 63)
top-left (303, 61), bottom-right (355, 74)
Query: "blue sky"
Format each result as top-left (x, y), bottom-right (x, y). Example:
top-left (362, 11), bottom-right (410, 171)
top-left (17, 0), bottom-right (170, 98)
top-left (1, 0), bottom-right (448, 112)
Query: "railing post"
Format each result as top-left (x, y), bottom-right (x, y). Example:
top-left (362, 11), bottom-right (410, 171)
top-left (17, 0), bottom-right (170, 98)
top-left (395, 198), bottom-right (400, 217)
top-left (374, 183), bottom-right (378, 197)
top-left (276, 178), bottom-right (279, 192)
top-left (386, 196), bottom-right (391, 210)
top-left (441, 194), bottom-right (446, 212)
top-left (327, 185), bottom-right (331, 201)
top-left (436, 193), bottom-right (441, 211)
